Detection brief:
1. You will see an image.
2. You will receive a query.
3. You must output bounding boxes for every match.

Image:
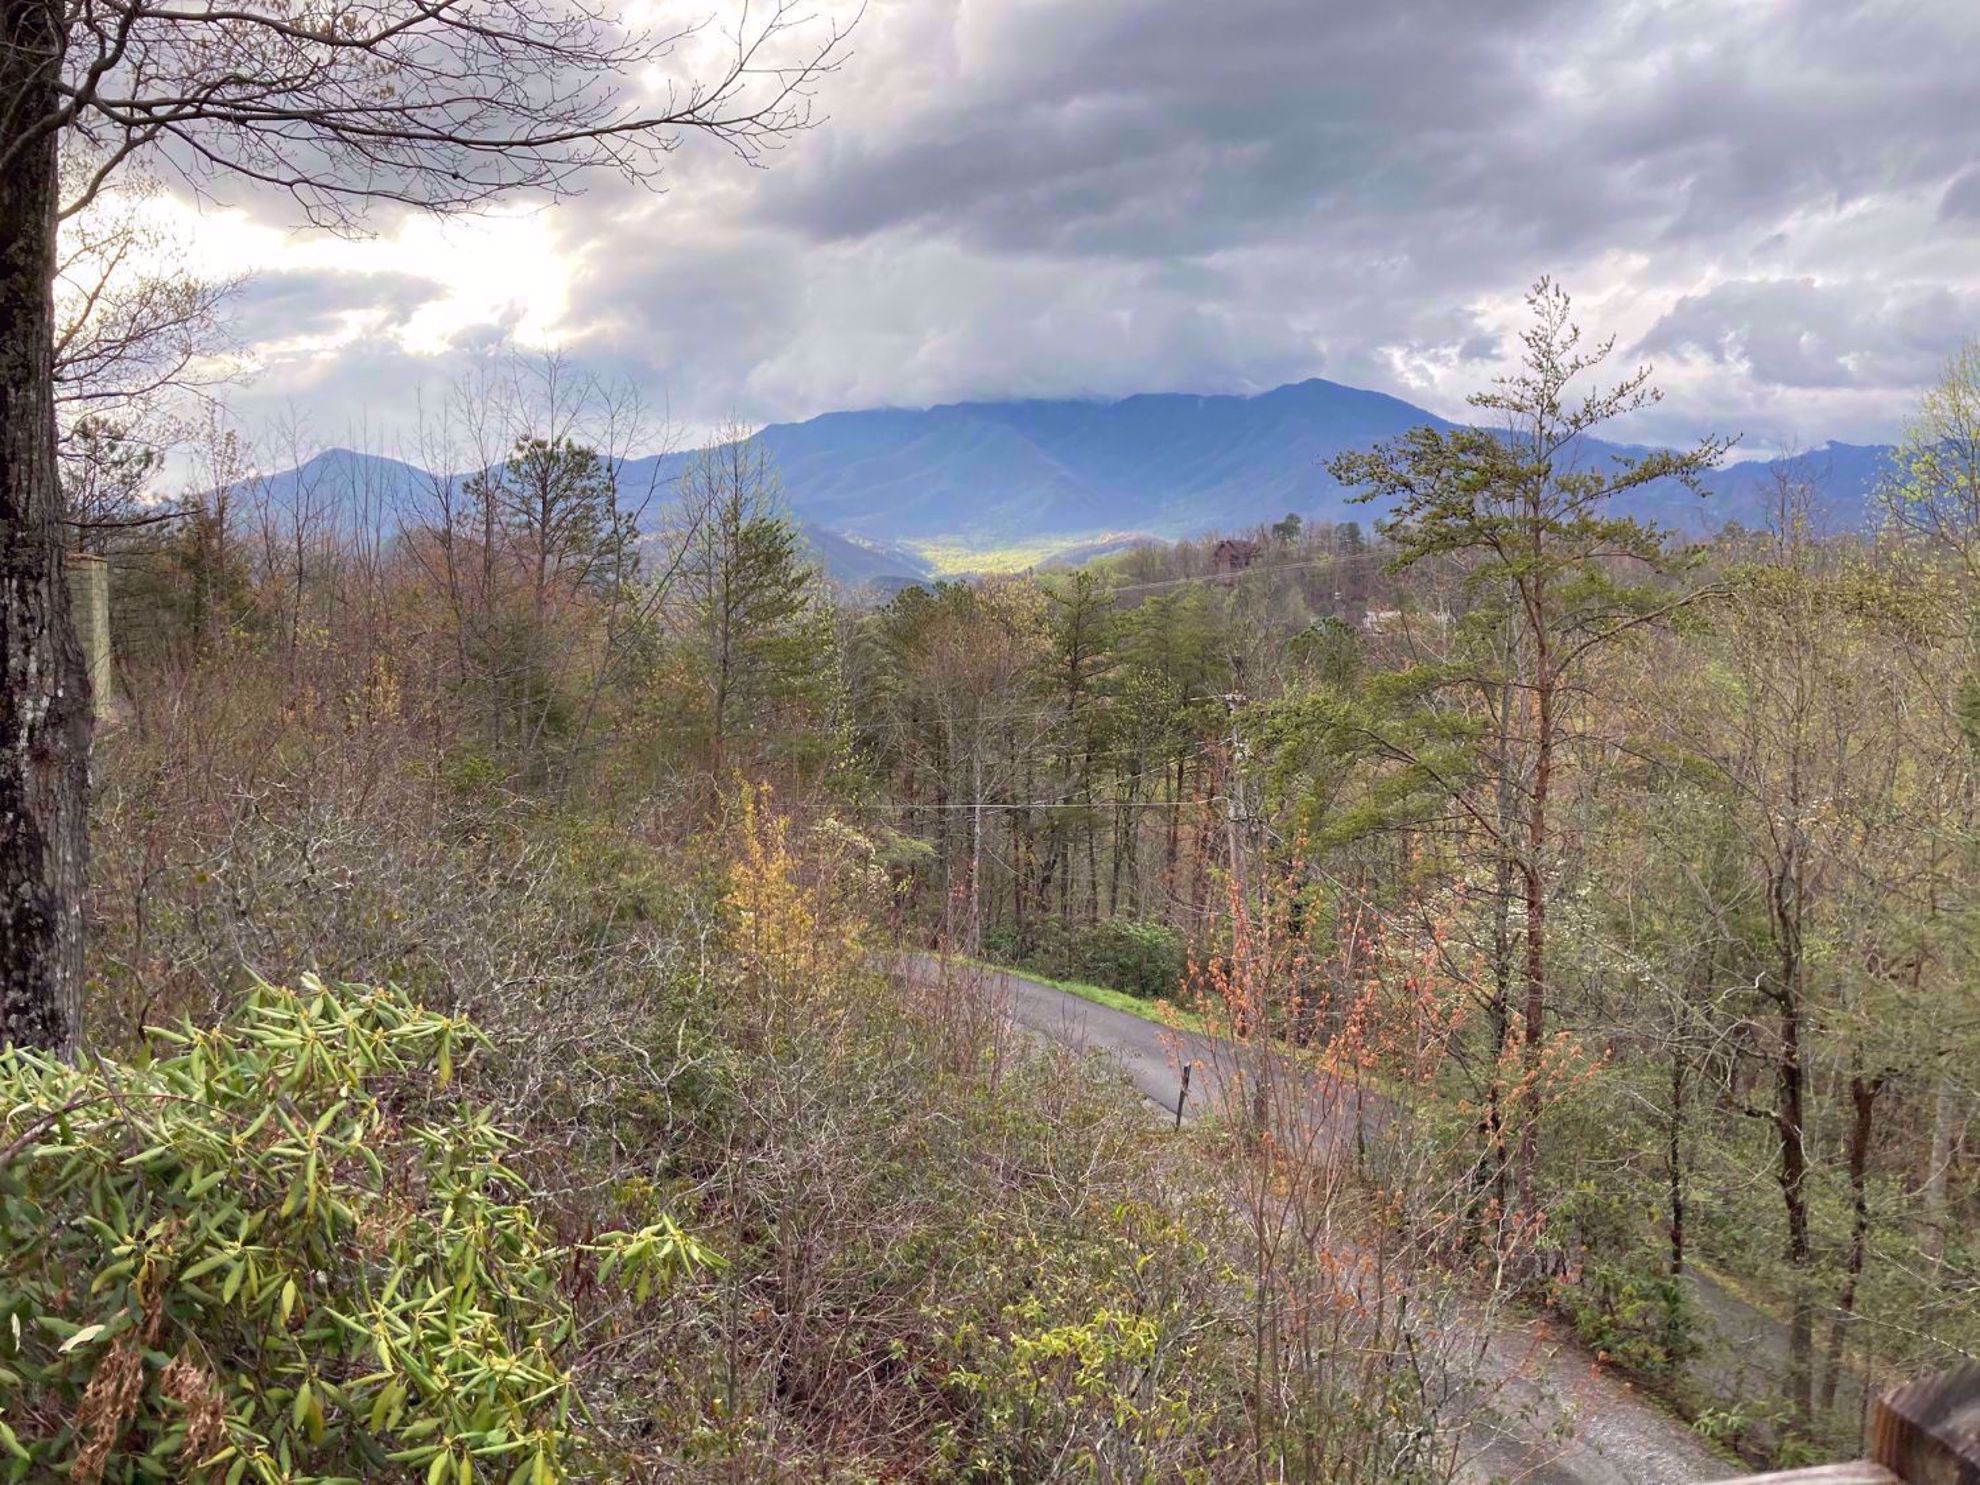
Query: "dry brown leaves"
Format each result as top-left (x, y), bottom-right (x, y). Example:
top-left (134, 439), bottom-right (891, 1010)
top-left (158, 1354), bottom-right (229, 1481)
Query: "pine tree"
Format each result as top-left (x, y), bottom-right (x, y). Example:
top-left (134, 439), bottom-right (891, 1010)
top-left (1328, 279), bottom-right (1731, 1222)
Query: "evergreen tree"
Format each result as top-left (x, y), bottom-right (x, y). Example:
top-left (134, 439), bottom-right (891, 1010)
top-left (1328, 278), bottom-right (1731, 1221)
top-left (671, 436), bottom-right (839, 785)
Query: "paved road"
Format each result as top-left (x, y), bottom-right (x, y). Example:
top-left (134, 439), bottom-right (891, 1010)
top-left (943, 955), bottom-right (1374, 1138)
top-left (902, 955), bottom-right (1740, 1485)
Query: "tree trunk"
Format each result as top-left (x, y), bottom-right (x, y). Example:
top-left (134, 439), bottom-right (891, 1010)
top-left (1515, 666), bottom-right (1553, 1219)
top-left (1920, 1069), bottom-right (1956, 1265)
top-left (1110, 767), bottom-right (1137, 916)
top-left (968, 747), bottom-right (984, 956)
top-left (1, 2), bottom-right (93, 1058)
top-left (1014, 749), bottom-right (1032, 951)
top-left (1770, 900), bottom-right (1814, 1432)
top-left (1481, 671), bottom-right (1517, 1241)
top-left (1163, 753), bottom-right (1182, 906)
top-left (1668, 1036), bottom-right (1687, 1276)
top-left (1820, 1072), bottom-right (1883, 1419)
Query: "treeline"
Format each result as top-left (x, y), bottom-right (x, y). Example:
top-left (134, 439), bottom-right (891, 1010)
top-left (69, 304), bottom-right (1980, 1472)
top-left (55, 358), bottom-right (1499, 1482)
top-left (844, 298), bottom-right (1980, 1461)
top-left (100, 373), bottom-right (847, 829)
top-left (843, 517), bottom-right (1399, 963)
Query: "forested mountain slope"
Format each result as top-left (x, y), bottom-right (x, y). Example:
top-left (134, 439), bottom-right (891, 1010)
top-left (235, 379), bottom-right (1893, 582)
top-left (619, 379), bottom-right (1891, 543)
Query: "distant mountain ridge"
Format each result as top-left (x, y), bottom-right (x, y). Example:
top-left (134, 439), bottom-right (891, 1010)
top-left (616, 380), bottom-right (1463, 546)
top-left (226, 446), bottom-right (936, 587)
top-left (236, 378), bottom-right (1895, 585)
top-left (615, 378), bottom-right (1892, 546)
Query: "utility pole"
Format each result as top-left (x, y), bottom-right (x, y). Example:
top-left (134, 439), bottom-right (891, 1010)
top-left (1219, 691), bottom-right (1253, 903)
top-left (1218, 689), bottom-right (1273, 1145)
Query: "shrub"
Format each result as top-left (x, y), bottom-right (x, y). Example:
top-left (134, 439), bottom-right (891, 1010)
top-left (0, 978), bottom-right (713, 1485)
top-left (1070, 918), bottom-right (1185, 998)
top-left (1550, 1262), bottom-right (1699, 1382)
top-left (935, 1210), bottom-right (1218, 1482)
top-left (986, 917), bottom-right (1185, 1000)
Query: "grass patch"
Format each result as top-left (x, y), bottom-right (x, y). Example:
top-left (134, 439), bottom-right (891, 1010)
top-left (904, 532), bottom-right (1144, 576)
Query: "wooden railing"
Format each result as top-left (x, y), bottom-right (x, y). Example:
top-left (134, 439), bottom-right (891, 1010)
top-left (1713, 1365), bottom-right (1980, 1484)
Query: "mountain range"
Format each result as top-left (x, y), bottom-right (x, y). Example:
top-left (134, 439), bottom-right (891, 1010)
top-left (241, 378), bottom-right (1896, 586)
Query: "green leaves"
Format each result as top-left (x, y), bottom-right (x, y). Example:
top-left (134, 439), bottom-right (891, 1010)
top-left (0, 977), bottom-right (714, 1484)
top-left (590, 1216), bottom-right (723, 1304)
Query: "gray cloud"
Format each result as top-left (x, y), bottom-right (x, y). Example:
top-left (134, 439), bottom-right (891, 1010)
top-left (202, 0), bottom-right (1980, 454)
top-left (227, 269), bottom-right (442, 347)
top-left (1942, 167), bottom-right (1980, 222)
top-left (750, 0), bottom-right (1584, 259)
top-left (1641, 279), bottom-right (1980, 391)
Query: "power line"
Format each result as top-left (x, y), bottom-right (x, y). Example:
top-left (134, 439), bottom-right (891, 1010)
top-left (856, 797), bottom-right (1218, 813)
top-left (1092, 554), bottom-right (1362, 598)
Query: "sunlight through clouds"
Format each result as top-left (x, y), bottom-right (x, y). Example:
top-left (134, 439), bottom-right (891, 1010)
top-left (118, 0), bottom-right (1980, 456)
top-left (143, 196), bottom-right (575, 360)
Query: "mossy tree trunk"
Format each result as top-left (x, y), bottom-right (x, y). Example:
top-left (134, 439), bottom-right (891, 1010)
top-left (1, 0), bottom-right (91, 1058)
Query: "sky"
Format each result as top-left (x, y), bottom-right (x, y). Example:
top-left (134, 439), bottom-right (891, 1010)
top-left (138, 0), bottom-right (1980, 461)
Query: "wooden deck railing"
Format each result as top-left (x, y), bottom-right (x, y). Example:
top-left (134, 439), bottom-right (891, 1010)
top-left (1712, 1364), bottom-right (1980, 1484)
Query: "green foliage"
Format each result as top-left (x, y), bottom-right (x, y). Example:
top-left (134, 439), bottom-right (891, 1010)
top-left (1286, 615), bottom-right (1359, 689)
top-left (1330, 281), bottom-right (1729, 588)
top-left (108, 498), bottom-right (255, 665)
top-left (1550, 1264), bottom-right (1699, 1381)
top-left (1878, 340), bottom-right (1980, 560)
top-left (1959, 671), bottom-right (1980, 757)
top-left (1253, 654), bottom-right (1497, 853)
top-left (469, 609), bottom-right (579, 756)
top-left (938, 1221), bottom-right (1210, 1481)
top-left (0, 978), bottom-right (713, 1484)
top-left (438, 745), bottom-right (504, 802)
top-left (985, 917), bottom-right (1184, 1000)
top-left (466, 436), bottom-right (637, 598)
top-left (668, 434), bottom-right (845, 781)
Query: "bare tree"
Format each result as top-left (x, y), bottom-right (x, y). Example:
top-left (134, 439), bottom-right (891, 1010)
top-left (402, 351), bottom-right (671, 788)
top-left (1879, 343), bottom-right (1980, 1265)
top-left (54, 150), bottom-right (241, 544)
top-left (0, 0), bottom-right (850, 1053)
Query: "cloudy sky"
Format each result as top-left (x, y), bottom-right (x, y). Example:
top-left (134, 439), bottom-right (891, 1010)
top-left (149, 0), bottom-right (1980, 459)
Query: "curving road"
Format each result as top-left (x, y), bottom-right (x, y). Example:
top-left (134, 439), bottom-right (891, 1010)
top-left (902, 954), bottom-right (1741, 1485)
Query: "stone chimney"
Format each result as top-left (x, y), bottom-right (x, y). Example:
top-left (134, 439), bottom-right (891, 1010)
top-left (66, 551), bottom-right (115, 719)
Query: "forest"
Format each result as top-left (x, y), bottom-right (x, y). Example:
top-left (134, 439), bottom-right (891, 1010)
top-left (852, 299), bottom-right (1980, 1467)
top-left (2, 278), bottom-right (1971, 1482)
top-left (1, 0), bottom-right (1974, 1473)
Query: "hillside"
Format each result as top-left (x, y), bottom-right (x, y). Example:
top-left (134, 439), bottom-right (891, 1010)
top-left (44, 306), bottom-right (1980, 1485)
top-left (232, 378), bottom-right (1895, 583)
top-left (621, 380), bottom-right (1893, 546)
top-left (684, 379), bottom-right (1457, 542)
